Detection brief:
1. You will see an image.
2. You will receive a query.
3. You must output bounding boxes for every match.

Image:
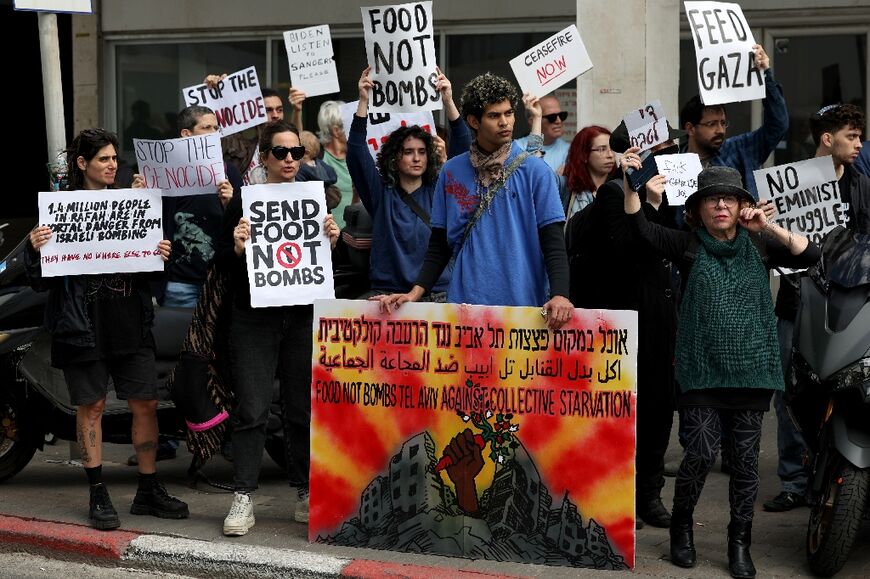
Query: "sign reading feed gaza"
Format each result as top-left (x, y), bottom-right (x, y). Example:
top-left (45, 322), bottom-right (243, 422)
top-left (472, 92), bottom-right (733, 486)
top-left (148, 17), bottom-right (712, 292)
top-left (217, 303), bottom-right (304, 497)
top-left (182, 66), bottom-right (267, 136)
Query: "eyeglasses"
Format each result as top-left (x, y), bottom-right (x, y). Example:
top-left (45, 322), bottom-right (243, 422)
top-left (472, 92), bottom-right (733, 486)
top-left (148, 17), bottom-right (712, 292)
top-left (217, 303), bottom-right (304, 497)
top-left (589, 146), bottom-right (611, 154)
top-left (696, 119), bottom-right (729, 129)
top-left (703, 194), bottom-right (739, 207)
top-left (269, 145), bottom-right (305, 161)
top-left (543, 111), bottom-right (568, 123)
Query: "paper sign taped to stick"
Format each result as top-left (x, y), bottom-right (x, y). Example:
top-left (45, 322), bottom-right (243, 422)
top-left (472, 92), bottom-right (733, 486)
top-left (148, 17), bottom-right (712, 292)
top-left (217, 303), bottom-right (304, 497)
top-left (655, 153), bottom-right (703, 206)
top-left (684, 2), bottom-right (764, 105)
top-left (339, 101), bottom-right (435, 162)
top-left (284, 25), bottom-right (340, 97)
top-left (624, 101), bottom-right (670, 152)
top-left (509, 25), bottom-right (592, 96)
top-left (182, 66), bottom-right (267, 136)
top-left (243, 182), bottom-right (335, 307)
top-left (38, 188), bottom-right (164, 276)
top-left (133, 133), bottom-right (226, 196)
top-left (361, 1), bottom-right (441, 113)
top-left (754, 156), bottom-right (848, 246)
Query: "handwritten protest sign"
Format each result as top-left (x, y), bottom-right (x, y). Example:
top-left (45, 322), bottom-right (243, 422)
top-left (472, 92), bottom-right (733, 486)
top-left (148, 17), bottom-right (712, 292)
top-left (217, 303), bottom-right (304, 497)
top-left (243, 182), bottom-right (335, 307)
top-left (655, 153), bottom-right (703, 206)
top-left (361, 1), bottom-right (440, 113)
top-left (311, 300), bottom-right (638, 570)
top-left (624, 100), bottom-right (669, 152)
top-left (509, 25), bottom-right (592, 97)
top-left (37, 189), bottom-right (164, 276)
top-left (284, 25), bottom-right (340, 97)
top-left (339, 101), bottom-right (435, 162)
top-left (684, 2), bottom-right (764, 105)
top-left (182, 66), bottom-right (266, 136)
top-left (133, 134), bottom-right (226, 196)
top-left (755, 156), bottom-right (848, 246)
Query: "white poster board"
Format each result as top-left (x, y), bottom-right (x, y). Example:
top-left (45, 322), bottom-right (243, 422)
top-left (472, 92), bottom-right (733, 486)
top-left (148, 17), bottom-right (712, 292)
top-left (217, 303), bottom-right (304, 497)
top-left (284, 25), bottom-right (340, 97)
top-left (339, 101), bottom-right (436, 163)
top-left (684, 2), bottom-right (765, 105)
top-left (361, 1), bottom-right (441, 113)
top-left (243, 182), bottom-right (335, 307)
top-left (133, 134), bottom-right (226, 196)
top-left (182, 66), bottom-right (267, 136)
top-left (654, 153), bottom-right (703, 206)
top-left (509, 25), bottom-right (593, 96)
top-left (624, 100), bottom-right (670, 152)
top-left (14, 0), bottom-right (92, 13)
top-left (37, 189), bottom-right (164, 276)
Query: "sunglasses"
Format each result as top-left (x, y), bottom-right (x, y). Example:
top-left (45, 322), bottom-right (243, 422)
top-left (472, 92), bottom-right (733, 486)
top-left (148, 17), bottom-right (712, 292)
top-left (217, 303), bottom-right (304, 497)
top-left (543, 111), bottom-right (568, 123)
top-left (269, 145), bottom-right (305, 161)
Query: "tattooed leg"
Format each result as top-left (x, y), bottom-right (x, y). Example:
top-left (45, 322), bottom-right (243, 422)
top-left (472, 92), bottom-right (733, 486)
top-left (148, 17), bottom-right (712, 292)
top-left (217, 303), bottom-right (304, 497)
top-left (129, 398), bottom-right (159, 474)
top-left (76, 401), bottom-right (105, 468)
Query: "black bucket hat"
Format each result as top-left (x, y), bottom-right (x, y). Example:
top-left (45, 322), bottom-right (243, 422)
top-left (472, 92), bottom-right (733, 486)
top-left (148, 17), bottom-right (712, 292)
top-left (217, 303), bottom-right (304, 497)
top-left (684, 166), bottom-right (754, 211)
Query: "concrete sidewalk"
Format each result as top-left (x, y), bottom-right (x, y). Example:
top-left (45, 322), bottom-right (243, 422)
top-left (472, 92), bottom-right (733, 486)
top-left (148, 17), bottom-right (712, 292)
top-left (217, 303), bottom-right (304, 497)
top-left (1, 413), bottom-right (869, 578)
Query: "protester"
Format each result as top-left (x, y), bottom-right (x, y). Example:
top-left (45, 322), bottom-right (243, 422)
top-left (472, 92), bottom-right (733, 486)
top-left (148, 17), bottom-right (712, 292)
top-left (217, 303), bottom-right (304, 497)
top-left (515, 94), bottom-right (571, 175)
top-left (621, 155), bottom-right (821, 578)
top-left (216, 120), bottom-right (339, 535)
top-left (25, 128), bottom-right (189, 530)
top-left (318, 100), bottom-right (354, 228)
top-left (561, 126), bottom-right (616, 221)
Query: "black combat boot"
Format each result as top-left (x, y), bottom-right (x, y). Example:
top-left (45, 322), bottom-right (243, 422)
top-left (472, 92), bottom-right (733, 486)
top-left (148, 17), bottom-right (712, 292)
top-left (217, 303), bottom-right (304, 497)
top-left (727, 519), bottom-right (756, 578)
top-left (89, 483), bottom-right (121, 530)
top-left (130, 477), bottom-right (189, 519)
top-left (669, 506), bottom-right (696, 568)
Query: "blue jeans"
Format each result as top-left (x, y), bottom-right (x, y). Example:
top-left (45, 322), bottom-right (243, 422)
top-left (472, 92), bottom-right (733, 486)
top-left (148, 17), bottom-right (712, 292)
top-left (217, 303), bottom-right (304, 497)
top-left (163, 281), bottom-right (202, 308)
top-left (775, 318), bottom-right (808, 494)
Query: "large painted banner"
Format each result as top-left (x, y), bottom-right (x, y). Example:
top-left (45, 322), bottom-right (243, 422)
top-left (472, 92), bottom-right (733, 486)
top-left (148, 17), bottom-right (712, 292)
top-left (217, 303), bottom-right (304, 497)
top-left (311, 300), bottom-right (638, 570)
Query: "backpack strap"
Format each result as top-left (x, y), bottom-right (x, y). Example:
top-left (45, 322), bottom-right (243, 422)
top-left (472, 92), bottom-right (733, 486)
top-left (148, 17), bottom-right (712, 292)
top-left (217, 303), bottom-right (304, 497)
top-left (398, 190), bottom-right (430, 228)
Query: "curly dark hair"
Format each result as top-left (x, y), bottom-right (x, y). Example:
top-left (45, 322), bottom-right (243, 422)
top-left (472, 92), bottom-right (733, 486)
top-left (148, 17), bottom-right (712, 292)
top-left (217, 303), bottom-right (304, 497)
top-left (459, 73), bottom-right (519, 127)
top-left (810, 104), bottom-right (865, 147)
top-left (64, 128), bottom-right (119, 191)
top-left (258, 120), bottom-right (299, 154)
top-left (376, 125), bottom-right (441, 187)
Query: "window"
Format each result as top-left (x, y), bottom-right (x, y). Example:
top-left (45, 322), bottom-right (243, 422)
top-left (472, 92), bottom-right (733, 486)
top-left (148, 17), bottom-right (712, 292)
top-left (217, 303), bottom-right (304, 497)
top-left (410, 463), bottom-right (418, 476)
top-left (409, 444), bottom-right (419, 458)
top-left (393, 487), bottom-right (400, 499)
top-left (409, 483), bottom-right (417, 497)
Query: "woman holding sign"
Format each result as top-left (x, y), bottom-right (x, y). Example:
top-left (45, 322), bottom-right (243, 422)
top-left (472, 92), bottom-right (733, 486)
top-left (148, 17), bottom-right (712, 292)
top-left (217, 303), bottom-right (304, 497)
top-left (26, 128), bottom-right (188, 531)
top-left (621, 152), bottom-right (820, 579)
top-left (217, 120), bottom-right (339, 535)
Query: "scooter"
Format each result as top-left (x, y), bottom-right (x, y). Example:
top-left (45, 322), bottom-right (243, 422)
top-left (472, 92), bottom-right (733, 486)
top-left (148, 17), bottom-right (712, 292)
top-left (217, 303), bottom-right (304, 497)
top-left (787, 226), bottom-right (870, 577)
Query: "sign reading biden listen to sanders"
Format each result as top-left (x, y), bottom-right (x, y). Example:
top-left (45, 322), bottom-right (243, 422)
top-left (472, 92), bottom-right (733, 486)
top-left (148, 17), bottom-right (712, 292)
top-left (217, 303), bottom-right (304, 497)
top-left (242, 182), bottom-right (335, 308)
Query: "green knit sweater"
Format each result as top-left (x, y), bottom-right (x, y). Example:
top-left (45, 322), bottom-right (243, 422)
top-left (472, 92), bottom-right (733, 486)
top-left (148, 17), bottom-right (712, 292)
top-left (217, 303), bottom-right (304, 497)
top-left (675, 228), bottom-right (783, 392)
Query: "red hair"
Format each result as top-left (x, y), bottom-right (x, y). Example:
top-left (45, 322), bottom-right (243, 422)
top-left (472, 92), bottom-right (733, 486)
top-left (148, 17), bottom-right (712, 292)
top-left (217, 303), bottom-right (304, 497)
top-left (563, 125), bottom-right (613, 194)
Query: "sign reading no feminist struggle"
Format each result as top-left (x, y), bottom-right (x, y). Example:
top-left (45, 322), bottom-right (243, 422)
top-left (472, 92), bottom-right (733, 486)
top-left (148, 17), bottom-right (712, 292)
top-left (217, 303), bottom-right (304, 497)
top-left (509, 25), bottom-right (592, 97)
top-left (684, 2), bottom-right (764, 105)
top-left (361, 1), bottom-right (440, 113)
top-left (182, 66), bottom-right (267, 136)
top-left (754, 156), bottom-right (848, 246)
top-left (655, 153), bottom-right (703, 206)
top-left (38, 189), bottom-right (164, 277)
top-left (339, 101), bottom-right (436, 163)
top-left (623, 100), bottom-right (669, 152)
top-left (133, 133), bottom-right (226, 196)
top-left (284, 25), bottom-right (340, 97)
top-left (243, 182), bottom-right (335, 307)
top-left (311, 300), bottom-right (637, 570)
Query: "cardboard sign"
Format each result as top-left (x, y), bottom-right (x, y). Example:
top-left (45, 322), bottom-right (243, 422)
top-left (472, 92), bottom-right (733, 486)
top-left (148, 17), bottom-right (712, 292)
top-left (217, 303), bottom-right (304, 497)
top-left (243, 182), bottom-right (335, 307)
top-left (284, 25), bottom-right (340, 97)
top-left (339, 101), bottom-right (436, 163)
top-left (182, 66), bottom-right (267, 136)
top-left (311, 300), bottom-right (638, 570)
top-left (133, 134), bottom-right (226, 197)
top-left (361, 1), bottom-right (441, 113)
top-left (509, 25), bottom-right (593, 96)
top-left (37, 188), bottom-right (164, 276)
top-left (624, 101), bottom-right (669, 152)
top-left (655, 153), bottom-right (703, 206)
top-left (754, 156), bottom-right (848, 246)
top-left (14, 0), bottom-right (92, 13)
top-left (684, 2), bottom-right (764, 105)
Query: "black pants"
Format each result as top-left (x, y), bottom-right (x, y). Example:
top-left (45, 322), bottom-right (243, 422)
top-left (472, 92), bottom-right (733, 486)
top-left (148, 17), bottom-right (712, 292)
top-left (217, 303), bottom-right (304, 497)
top-left (673, 406), bottom-right (764, 522)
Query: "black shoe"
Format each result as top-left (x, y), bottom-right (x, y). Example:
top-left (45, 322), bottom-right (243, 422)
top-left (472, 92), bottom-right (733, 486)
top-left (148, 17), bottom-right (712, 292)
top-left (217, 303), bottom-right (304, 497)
top-left (89, 484), bottom-right (121, 531)
top-left (638, 497), bottom-right (672, 528)
top-left (131, 479), bottom-right (190, 519)
top-left (762, 491), bottom-right (807, 512)
top-left (669, 507), bottom-right (696, 568)
top-left (727, 520), bottom-right (756, 579)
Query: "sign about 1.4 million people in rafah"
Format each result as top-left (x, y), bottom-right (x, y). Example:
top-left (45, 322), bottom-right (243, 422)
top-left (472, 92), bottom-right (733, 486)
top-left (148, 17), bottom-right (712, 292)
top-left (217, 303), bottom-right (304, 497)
top-left (310, 300), bottom-right (638, 571)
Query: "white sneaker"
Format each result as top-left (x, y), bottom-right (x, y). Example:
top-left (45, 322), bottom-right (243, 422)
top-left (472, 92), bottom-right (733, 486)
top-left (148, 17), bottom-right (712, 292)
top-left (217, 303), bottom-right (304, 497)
top-left (294, 487), bottom-right (309, 524)
top-left (223, 492), bottom-right (255, 536)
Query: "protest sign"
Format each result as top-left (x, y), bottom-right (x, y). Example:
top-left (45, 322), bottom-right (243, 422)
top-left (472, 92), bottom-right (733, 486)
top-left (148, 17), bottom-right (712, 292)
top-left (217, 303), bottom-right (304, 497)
top-left (133, 133), bottom-right (226, 196)
top-left (182, 66), bottom-right (266, 136)
top-left (509, 25), bottom-right (592, 97)
top-left (14, 0), bottom-right (92, 13)
top-left (624, 100), bottom-right (669, 152)
top-left (361, 1), bottom-right (440, 113)
top-left (339, 101), bottom-right (435, 163)
top-left (311, 300), bottom-right (638, 570)
top-left (684, 2), bottom-right (764, 105)
top-left (37, 188), bottom-right (164, 277)
top-left (284, 25), bottom-right (340, 97)
top-left (655, 153), bottom-right (703, 206)
top-left (243, 182), bottom-right (335, 307)
top-left (755, 156), bottom-right (847, 246)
